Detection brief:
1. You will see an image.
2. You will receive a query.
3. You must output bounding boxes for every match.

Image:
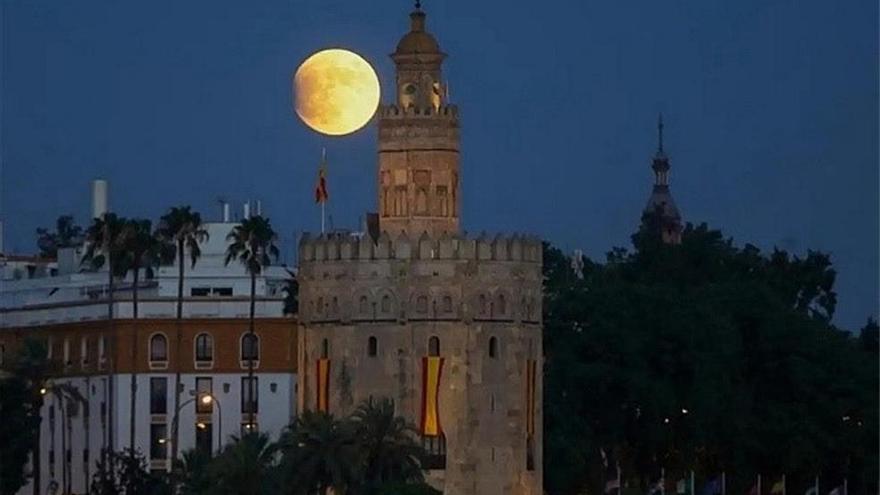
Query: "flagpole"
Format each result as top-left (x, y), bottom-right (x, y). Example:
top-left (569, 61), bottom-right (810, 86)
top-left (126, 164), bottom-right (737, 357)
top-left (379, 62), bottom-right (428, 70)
top-left (321, 202), bottom-right (325, 234)
top-left (721, 471), bottom-right (726, 495)
top-left (320, 147), bottom-right (327, 233)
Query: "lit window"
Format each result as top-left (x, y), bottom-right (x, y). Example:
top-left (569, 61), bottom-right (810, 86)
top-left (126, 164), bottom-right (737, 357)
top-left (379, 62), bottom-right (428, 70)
top-left (195, 333), bottom-right (213, 362)
top-left (150, 334), bottom-right (168, 362)
top-left (149, 424), bottom-right (168, 460)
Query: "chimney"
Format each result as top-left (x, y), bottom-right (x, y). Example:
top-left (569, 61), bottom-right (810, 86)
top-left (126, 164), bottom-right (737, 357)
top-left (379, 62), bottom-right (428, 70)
top-left (243, 201), bottom-right (251, 219)
top-left (222, 202), bottom-right (231, 223)
top-left (91, 179), bottom-right (108, 219)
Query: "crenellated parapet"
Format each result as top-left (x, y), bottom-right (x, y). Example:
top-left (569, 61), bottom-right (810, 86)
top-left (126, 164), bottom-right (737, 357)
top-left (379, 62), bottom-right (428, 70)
top-left (379, 104), bottom-right (459, 120)
top-left (299, 231), bottom-right (540, 264)
top-left (297, 231), bottom-right (543, 326)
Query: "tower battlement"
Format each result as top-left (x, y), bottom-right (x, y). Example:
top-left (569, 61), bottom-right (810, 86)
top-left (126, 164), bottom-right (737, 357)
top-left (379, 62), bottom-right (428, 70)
top-left (379, 104), bottom-right (459, 120)
top-left (299, 231), bottom-right (541, 264)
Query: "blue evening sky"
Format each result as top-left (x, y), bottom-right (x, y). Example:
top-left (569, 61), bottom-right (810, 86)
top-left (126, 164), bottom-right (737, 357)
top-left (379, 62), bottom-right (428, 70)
top-left (1, 0), bottom-right (877, 329)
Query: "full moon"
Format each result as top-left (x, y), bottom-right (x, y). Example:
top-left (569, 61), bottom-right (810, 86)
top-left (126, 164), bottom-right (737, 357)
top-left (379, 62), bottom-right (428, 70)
top-left (293, 49), bottom-right (381, 136)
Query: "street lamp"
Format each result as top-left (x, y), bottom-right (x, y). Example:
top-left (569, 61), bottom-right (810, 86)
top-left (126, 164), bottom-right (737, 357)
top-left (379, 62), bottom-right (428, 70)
top-left (168, 390), bottom-right (223, 465)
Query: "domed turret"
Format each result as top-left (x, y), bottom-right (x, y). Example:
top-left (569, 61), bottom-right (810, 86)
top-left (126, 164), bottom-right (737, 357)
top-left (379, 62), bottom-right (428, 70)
top-left (390, 4), bottom-right (446, 110)
top-left (395, 10), bottom-right (441, 54)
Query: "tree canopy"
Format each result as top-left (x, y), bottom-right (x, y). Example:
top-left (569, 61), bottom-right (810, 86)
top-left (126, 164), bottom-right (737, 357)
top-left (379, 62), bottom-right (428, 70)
top-left (543, 223), bottom-right (878, 495)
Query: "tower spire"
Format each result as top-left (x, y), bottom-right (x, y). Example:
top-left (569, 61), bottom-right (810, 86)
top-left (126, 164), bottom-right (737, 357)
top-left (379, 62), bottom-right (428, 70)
top-left (657, 113), bottom-right (664, 154)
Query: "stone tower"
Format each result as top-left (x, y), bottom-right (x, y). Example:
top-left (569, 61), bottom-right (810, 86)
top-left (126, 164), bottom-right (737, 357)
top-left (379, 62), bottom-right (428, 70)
top-left (297, 5), bottom-right (544, 495)
top-left (377, 4), bottom-right (459, 237)
top-left (641, 115), bottom-right (683, 244)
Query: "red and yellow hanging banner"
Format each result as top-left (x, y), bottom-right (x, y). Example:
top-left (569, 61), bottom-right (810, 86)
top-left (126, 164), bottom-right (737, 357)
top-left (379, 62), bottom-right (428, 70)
top-left (526, 359), bottom-right (537, 437)
top-left (420, 356), bottom-right (444, 437)
top-left (316, 358), bottom-right (330, 412)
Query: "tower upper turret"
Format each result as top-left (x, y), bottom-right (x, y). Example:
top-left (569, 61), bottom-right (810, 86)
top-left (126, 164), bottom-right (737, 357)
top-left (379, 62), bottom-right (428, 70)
top-left (377, 4), bottom-right (459, 238)
top-left (391, 4), bottom-right (446, 111)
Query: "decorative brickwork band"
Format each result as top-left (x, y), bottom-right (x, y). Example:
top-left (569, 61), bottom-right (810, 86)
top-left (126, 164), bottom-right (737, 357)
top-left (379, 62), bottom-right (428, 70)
top-left (316, 358), bottom-right (330, 412)
top-left (420, 356), bottom-right (444, 436)
top-left (526, 359), bottom-right (537, 437)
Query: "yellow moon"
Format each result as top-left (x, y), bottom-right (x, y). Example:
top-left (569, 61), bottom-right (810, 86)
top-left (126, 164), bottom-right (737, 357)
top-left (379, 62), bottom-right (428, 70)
top-left (293, 49), bottom-right (381, 136)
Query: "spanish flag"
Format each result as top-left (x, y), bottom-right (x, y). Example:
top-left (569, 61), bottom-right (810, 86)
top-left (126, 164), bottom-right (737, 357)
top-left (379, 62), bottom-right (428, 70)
top-left (420, 356), bottom-right (444, 436)
top-left (314, 148), bottom-right (329, 204)
top-left (316, 358), bottom-right (330, 412)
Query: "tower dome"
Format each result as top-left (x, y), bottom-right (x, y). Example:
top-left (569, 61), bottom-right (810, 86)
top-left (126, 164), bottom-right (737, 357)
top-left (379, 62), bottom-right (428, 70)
top-left (395, 10), bottom-right (441, 54)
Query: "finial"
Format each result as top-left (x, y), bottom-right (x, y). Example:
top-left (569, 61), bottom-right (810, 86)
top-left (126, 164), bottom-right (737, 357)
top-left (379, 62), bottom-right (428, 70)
top-left (657, 113), bottom-right (664, 153)
top-left (415, 0), bottom-right (422, 10)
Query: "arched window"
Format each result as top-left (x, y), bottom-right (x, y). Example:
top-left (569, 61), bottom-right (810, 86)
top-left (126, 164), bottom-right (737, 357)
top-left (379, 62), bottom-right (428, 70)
top-left (428, 336), bottom-right (440, 357)
top-left (368, 336), bottom-right (378, 357)
top-left (359, 296), bottom-right (369, 314)
top-left (150, 334), bottom-right (168, 362)
top-left (241, 333), bottom-right (259, 361)
top-left (497, 294), bottom-right (507, 316)
top-left (417, 295), bottom-right (428, 313)
top-left (316, 296), bottom-right (324, 314)
top-left (321, 338), bottom-right (329, 359)
top-left (195, 333), bottom-right (213, 362)
top-left (489, 336), bottom-right (498, 358)
top-left (442, 295), bottom-right (453, 313)
top-left (381, 294), bottom-right (391, 313)
top-left (479, 294), bottom-right (487, 315)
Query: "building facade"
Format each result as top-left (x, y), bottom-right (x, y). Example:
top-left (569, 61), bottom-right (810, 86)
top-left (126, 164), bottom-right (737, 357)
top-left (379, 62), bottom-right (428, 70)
top-left (297, 6), bottom-right (544, 495)
top-left (1, 200), bottom-right (296, 495)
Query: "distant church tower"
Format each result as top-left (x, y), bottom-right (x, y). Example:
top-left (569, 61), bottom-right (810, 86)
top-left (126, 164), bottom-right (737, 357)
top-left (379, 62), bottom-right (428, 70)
top-left (297, 4), bottom-right (544, 495)
top-left (641, 115), bottom-right (683, 244)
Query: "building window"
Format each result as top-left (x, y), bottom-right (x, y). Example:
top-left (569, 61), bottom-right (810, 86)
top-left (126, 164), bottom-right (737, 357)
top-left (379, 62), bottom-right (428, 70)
top-left (368, 336), bottom-right (378, 357)
top-left (428, 336), bottom-right (440, 357)
top-left (150, 378), bottom-right (167, 414)
top-left (241, 377), bottom-right (259, 414)
top-left (150, 334), bottom-right (168, 362)
top-left (195, 333), bottom-right (213, 362)
top-left (316, 296), bottom-right (324, 314)
top-left (241, 334), bottom-right (259, 361)
top-left (496, 294), bottom-right (507, 316)
top-left (63, 338), bottom-right (71, 366)
top-left (195, 422), bottom-right (213, 454)
top-left (321, 339), bottom-right (329, 359)
top-left (191, 287), bottom-right (210, 296)
top-left (421, 433), bottom-right (447, 470)
top-left (196, 377), bottom-right (213, 414)
top-left (359, 296), bottom-right (369, 314)
top-left (80, 337), bottom-right (89, 365)
top-left (479, 295), bottom-right (488, 316)
top-left (150, 424), bottom-right (168, 460)
top-left (417, 295), bottom-right (428, 313)
top-left (381, 294), bottom-right (391, 313)
top-left (212, 287), bottom-right (232, 296)
top-left (489, 336), bottom-right (498, 358)
top-left (442, 295), bottom-right (453, 313)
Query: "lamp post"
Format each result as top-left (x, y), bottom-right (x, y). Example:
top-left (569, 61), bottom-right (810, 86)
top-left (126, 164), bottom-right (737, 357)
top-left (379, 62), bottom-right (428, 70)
top-left (168, 390), bottom-right (223, 463)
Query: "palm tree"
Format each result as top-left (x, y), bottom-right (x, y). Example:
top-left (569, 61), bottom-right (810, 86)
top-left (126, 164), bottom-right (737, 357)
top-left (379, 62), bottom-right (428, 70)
top-left (211, 433), bottom-right (279, 495)
top-left (281, 268), bottom-right (299, 316)
top-left (350, 398), bottom-right (424, 491)
top-left (82, 212), bottom-right (128, 459)
top-left (157, 206), bottom-right (209, 461)
top-left (117, 218), bottom-right (164, 450)
top-left (224, 215), bottom-right (279, 427)
top-left (174, 449), bottom-right (216, 495)
top-left (277, 410), bottom-right (360, 495)
top-left (36, 214), bottom-right (84, 258)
